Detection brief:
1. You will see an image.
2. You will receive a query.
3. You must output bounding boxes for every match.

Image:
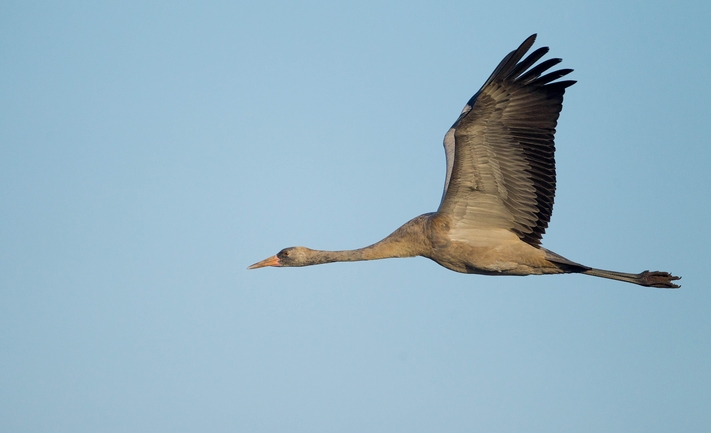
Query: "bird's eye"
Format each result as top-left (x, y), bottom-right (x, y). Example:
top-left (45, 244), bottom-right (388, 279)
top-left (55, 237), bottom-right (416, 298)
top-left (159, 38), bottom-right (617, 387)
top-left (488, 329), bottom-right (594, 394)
top-left (282, 250), bottom-right (289, 257)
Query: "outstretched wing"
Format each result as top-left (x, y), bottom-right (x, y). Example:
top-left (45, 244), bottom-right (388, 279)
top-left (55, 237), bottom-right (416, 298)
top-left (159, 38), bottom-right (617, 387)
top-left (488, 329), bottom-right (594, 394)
top-left (438, 34), bottom-right (575, 247)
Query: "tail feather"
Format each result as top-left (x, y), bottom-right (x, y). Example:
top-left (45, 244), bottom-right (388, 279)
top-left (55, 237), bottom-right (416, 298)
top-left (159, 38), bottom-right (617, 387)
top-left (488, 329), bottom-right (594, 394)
top-left (583, 268), bottom-right (681, 289)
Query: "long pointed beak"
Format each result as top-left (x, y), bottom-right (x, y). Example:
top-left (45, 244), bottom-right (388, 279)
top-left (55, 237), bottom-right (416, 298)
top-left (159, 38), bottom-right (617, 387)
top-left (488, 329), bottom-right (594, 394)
top-left (248, 255), bottom-right (281, 270)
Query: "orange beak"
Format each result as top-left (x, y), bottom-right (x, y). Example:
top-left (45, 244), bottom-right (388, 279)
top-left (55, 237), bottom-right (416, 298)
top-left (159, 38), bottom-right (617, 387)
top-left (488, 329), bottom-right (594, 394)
top-left (248, 255), bottom-right (281, 269)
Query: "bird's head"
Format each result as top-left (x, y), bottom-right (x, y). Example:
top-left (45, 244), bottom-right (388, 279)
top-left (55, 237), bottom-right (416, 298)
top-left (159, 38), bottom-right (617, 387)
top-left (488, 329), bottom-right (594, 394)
top-left (248, 246), bottom-right (316, 269)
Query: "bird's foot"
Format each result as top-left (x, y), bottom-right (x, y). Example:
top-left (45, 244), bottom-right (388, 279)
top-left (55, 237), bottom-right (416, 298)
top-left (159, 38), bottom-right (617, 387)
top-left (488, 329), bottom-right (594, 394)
top-left (639, 270), bottom-right (681, 289)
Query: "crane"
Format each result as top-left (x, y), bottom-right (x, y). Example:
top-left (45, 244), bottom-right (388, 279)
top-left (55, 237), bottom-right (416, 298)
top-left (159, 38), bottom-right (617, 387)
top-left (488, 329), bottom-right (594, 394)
top-left (249, 34), bottom-right (680, 288)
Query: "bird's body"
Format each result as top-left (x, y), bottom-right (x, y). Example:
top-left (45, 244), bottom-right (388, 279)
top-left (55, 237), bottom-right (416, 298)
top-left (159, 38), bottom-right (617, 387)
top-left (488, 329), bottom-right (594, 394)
top-left (249, 34), bottom-right (680, 288)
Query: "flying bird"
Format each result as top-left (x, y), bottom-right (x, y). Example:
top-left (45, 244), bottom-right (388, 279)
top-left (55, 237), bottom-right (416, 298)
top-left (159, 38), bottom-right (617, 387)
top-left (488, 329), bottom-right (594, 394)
top-left (249, 34), bottom-right (680, 288)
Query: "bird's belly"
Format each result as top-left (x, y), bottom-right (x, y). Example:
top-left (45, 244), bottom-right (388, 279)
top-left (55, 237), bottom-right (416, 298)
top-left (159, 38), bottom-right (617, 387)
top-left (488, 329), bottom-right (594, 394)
top-left (431, 240), bottom-right (560, 276)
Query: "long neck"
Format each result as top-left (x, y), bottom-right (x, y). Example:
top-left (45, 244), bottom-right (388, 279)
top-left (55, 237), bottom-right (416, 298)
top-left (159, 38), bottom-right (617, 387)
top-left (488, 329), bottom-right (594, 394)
top-left (306, 214), bottom-right (431, 265)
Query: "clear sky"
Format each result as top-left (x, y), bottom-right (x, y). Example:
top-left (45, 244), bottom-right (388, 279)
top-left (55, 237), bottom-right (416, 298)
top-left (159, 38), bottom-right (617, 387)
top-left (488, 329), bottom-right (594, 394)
top-left (2, 1), bottom-right (710, 432)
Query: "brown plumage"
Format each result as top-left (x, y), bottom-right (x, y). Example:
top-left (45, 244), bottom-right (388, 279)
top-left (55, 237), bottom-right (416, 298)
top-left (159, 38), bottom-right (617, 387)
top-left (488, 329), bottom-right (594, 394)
top-left (249, 34), bottom-right (680, 289)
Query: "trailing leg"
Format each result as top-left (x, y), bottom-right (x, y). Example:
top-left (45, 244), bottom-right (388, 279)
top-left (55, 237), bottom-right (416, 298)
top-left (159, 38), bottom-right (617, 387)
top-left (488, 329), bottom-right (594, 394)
top-left (582, 268), bottom-right (680, 288)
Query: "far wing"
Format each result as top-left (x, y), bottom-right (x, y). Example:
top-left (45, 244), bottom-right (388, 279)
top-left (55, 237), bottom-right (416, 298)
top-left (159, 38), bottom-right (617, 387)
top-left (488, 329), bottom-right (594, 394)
top-left (438, 34), bottom-right (575, 247)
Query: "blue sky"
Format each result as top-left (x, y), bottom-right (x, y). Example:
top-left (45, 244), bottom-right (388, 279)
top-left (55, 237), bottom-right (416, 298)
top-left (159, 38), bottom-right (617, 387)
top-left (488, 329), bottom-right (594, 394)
top-left (1, 1), bottom-right (710, 432)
